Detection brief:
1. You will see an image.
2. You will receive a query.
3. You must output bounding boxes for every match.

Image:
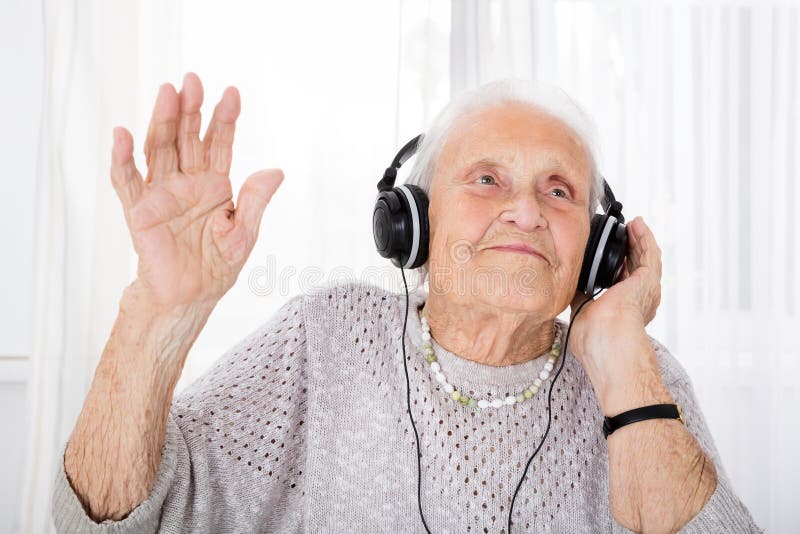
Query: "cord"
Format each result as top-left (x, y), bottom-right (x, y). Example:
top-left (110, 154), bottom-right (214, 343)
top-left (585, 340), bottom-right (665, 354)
top-left (399, 266), bottom-right (432, 533)
top-left (506, 287), bottom-right (601, 532)
top-left (399, 264), bottom-right (602, 533)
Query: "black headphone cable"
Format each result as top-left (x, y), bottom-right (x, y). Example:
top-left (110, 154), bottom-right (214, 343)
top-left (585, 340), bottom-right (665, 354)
top-left (399, 265), bottom-right (602, 533)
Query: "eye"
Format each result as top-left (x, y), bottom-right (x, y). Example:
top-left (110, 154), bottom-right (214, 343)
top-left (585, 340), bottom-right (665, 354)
top-left (550, 188), bottom-right (568, 199)
top-left (477, 174), bottom-right (497, 186)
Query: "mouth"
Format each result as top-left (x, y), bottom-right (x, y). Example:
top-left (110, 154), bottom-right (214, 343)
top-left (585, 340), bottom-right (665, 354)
top-left (485, 243), bottom-right (549, 263)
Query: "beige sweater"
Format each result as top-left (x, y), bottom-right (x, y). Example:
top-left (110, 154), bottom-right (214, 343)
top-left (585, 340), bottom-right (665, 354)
top-left (51, 280), bottom-right (761, 533)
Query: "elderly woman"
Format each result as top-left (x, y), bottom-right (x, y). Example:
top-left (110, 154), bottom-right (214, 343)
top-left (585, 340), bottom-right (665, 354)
top-left (52, 73), bottom-right (760, 533)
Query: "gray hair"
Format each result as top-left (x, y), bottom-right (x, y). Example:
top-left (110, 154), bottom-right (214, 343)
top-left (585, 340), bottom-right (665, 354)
top-left (404, 78), bottom-right (605, 282)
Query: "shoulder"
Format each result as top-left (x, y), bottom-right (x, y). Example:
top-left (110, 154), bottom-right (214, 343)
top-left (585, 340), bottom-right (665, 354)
top-left (302, 279), bottom-right (403, 318)
top-left (299, 280), bottom-right (413, 355)
top-left (242, 281), bottom-right (397, 334)
top-left (304, 279), bottom-right (397, 302)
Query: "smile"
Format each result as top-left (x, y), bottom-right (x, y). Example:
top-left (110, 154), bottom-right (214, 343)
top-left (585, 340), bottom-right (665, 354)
top-left (486, 245), bottom-right (548, 263)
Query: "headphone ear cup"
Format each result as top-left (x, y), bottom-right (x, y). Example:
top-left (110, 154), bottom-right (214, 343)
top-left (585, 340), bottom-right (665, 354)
top-left (578, 215), bottom-right (629, 295)
top-left (578, 213), bottom-right (606, 295)
top-left (403, 184), bottom-right (430, 268)
top-left (596, 221), bottom-right (628, 288)
top-left (373, 189), bottom-right (404, 266)
top-left (372, 185), bottom-right (430, 269)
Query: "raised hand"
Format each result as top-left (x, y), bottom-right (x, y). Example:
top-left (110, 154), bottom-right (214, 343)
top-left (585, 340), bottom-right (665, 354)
top-left (110, 73), bottom-right (283, 310)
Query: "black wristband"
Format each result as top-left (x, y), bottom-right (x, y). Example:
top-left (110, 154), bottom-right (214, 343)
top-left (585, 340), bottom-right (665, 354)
top-left (602, 403), bottom-right (684, 439)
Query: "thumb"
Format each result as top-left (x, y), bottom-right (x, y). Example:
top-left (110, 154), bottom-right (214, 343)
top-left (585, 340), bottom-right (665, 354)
top-left (234, 168), bottom-right (285, 242)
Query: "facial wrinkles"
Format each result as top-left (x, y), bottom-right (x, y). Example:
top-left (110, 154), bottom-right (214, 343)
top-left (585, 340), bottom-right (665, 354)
top-left (432, 105), bottom-right (592, 274)
top-left (448, 140), bottom-right (588, 210)
top-left (463, 161), bottom-right (581, 265)
top-left (421, 107), bottom-right (599, 366)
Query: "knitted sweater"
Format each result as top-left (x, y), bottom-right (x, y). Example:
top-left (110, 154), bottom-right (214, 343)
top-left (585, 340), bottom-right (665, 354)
top-left (51, 280), bottom-right (761, 533)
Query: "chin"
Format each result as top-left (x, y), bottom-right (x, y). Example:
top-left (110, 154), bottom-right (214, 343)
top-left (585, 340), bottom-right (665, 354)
top-left (459, 261), bottom-right (555, 301)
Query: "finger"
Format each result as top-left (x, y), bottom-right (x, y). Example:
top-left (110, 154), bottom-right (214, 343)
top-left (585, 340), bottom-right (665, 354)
top-left (634, 217), bottom-right (662, 273)
top-left (110, 126), bottom-right (144, 210)
top-left (143, 83), bottom-right (180, 182)
top-left (233, 169), bottom-right (285, 242)
top-left (630, 217), bottom-right (662, 281)
top-left (626, 218), bottom-right (639, 250)
top-left (203, 86), bottom-right (241, 176)
top-left (177, 73), bottom-right (205, 174)
top-left (625, 217), bottom-right (648, 271)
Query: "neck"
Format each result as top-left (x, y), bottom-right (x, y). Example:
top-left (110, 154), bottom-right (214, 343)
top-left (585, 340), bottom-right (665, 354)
top-left (422, 294), bottom-right (557, 367)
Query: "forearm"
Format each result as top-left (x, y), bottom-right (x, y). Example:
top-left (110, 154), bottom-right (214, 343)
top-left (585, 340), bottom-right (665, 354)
top-left (587, 331), bottom-right (717, 533)
top-left (64, 283), bottom-right (213, 522)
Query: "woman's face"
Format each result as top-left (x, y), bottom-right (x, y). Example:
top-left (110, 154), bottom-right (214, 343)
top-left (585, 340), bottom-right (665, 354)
top-left (426, 102), bottom-right (593, 317)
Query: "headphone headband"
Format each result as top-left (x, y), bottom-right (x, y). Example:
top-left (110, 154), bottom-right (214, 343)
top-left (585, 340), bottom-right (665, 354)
top-left (600, 179), bottom-right (625, 223)
top-left (377, 134), bottom-right (424, 192)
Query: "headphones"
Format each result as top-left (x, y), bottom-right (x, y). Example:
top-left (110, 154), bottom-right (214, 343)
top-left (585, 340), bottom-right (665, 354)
top-left (373, 133), bottom-right (628, 294)
top-left (373, 133), bottom-right (628, 533)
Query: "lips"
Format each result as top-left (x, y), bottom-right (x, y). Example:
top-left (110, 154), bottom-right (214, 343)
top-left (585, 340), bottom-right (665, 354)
top-left (486, 243), bottom-right (548, 263)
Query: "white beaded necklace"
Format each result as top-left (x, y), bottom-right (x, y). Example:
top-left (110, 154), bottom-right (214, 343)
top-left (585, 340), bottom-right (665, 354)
top-left (418, 306), bottom-right (563, 409)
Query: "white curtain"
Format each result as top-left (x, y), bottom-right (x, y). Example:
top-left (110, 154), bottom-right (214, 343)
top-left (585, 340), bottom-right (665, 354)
top-left (21, 1), bottom-right (449, 532)
top-left (21, 1), bottom-right (146, 532)
top-left (26, 1), bottom-right (797, 532)
top-left (450, 0), bottom-right (799, 531)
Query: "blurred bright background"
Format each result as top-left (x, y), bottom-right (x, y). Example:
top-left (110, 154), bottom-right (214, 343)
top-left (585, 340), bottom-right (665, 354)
top-left (1, 0), bottom-right (798, 532)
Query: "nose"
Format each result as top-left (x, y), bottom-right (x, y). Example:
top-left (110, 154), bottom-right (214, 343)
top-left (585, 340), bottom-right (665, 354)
top-left (498, 189), bottom-right (547, 232)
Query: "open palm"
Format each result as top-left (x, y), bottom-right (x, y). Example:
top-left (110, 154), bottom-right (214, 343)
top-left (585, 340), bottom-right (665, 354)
top-left (110, 73), bottom-right (283, 309)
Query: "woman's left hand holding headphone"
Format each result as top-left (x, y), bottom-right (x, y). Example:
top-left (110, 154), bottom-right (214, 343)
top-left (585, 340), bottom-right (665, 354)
top-left (567, 216), bottom-right (668, 416)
